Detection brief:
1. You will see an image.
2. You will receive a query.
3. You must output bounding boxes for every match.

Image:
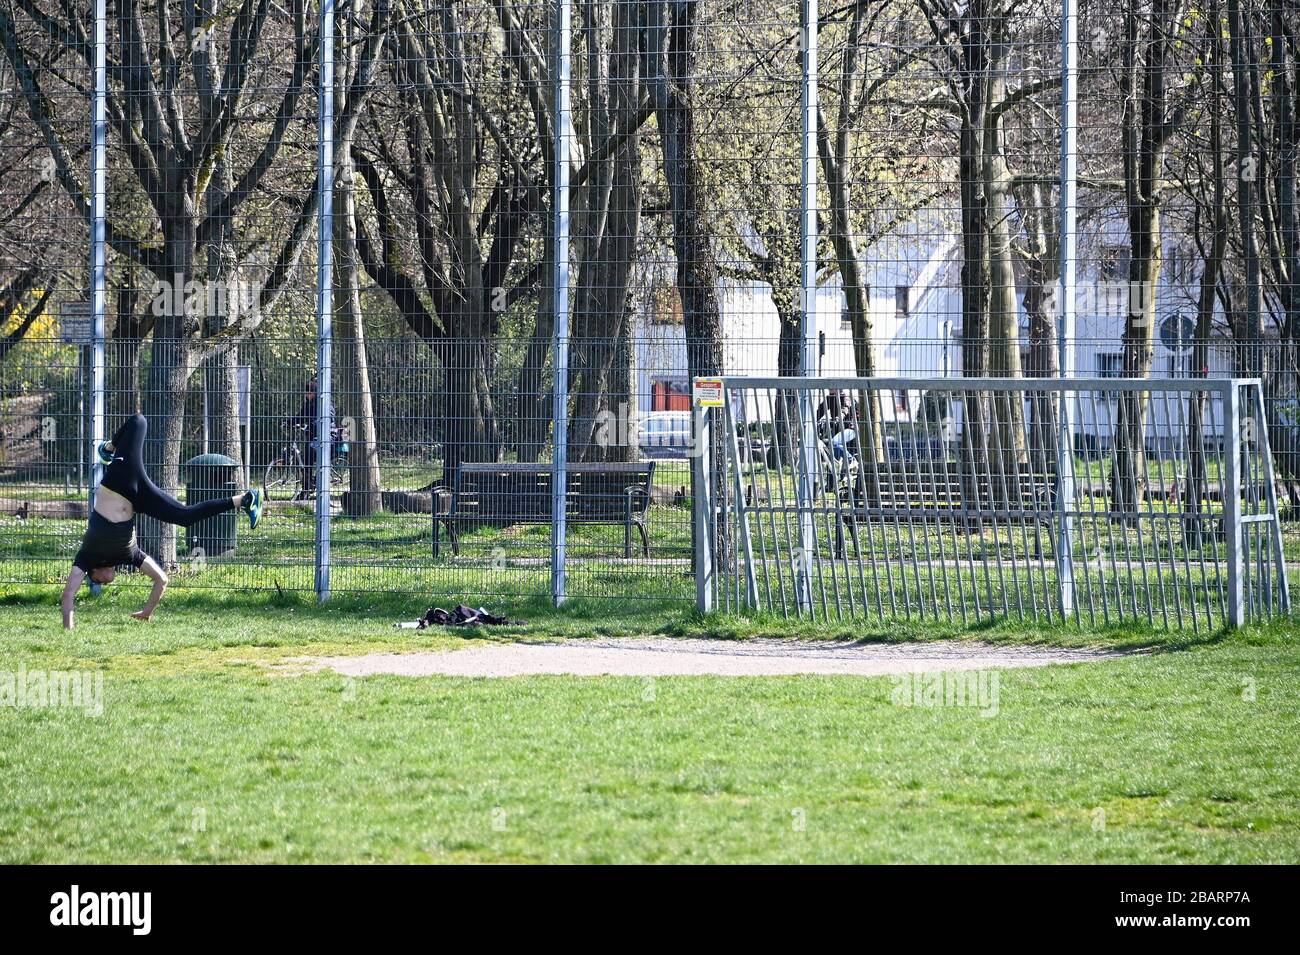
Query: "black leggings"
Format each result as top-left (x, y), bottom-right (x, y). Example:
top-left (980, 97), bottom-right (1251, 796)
top-left (100, 414), bottom-right (236, 526)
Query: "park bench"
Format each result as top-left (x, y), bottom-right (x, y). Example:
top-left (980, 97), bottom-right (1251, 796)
top-left (433, 461), bottom-right (656, 558)
top-left (867, 463), bottom-right (1054, 513)
top-left (819, 463), bottom-right (1055, 558)
top-left (798, 461), bottom-right (1052, 512)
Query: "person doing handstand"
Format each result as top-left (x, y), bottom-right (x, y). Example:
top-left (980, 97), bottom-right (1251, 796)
top-left (60, 413), bottom-right (263, 629)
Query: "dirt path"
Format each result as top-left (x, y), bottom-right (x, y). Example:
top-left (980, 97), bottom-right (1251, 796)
top-left (296, 637), bottom-right (1124, 678)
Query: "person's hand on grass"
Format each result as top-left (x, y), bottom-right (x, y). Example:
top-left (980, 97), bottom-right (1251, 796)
top-left (134, 557), bottom-right (168, 622)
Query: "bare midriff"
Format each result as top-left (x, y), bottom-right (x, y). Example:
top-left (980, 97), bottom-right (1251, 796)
top-left (94, 484), bottom-right (134, 522)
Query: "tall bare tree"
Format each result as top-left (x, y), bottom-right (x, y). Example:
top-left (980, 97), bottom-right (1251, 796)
top-left (1, 0), bottom-right (321, 561)
top-left (333, 0), bottom-right (389, 514)
top-left (1112, 0), bottom-right (1191, 511)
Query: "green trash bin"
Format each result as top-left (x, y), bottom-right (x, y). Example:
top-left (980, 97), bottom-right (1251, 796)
top-left (182, 453), bottom-right (239, 559)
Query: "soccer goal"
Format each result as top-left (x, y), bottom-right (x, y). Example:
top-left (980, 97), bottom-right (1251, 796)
top-left (691, 376), bottom-right (1289, 632)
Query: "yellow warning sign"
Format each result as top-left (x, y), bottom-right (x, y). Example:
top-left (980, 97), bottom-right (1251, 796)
top-left (693, 377), bottom-right (724, 407)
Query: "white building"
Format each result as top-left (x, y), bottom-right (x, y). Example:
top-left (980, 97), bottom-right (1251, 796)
top-left (632, 206), bottom-right (1261, 450)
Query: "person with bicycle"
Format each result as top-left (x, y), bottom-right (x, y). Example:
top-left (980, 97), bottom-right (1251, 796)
top-left (813, 388), bottom-right (866, 500)
top-left (292, 377), bottom-right (334, 493)
top-left (816, 388), bottom-right (860, 465)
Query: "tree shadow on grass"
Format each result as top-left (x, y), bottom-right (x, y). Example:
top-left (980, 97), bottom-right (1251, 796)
top-left (0, 582), bottom-right (1269, 651)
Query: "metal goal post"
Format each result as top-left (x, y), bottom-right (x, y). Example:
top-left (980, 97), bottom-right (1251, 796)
top-left (693, 376), bottom-right (1289, 632)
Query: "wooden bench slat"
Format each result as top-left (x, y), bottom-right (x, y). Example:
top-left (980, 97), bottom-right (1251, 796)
top-left (433, 461), bottom-right (657, 558)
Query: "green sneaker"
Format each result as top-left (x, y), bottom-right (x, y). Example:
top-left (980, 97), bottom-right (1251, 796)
top-left (244, 488), bottom-right (263, 530)
top-left (96, 442), bottom-right (115, 467)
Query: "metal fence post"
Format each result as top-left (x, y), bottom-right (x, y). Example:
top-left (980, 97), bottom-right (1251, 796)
top-left (794, 0), bottom-right (819, 615)
top-left (315, 0), bottom-right (335, 602)
top-left (1224, 380), bottom-right (1245, 626)
top-left (550, 0), bottom-right (572, 607)
top-left (89, 0), bottom-right (107, 495)
top-left (1054, 0), bottom-right (1078, 619)
top-left (692, 395), bottom-right (714, 612)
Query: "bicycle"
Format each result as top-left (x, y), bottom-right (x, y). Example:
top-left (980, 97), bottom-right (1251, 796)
top-left (263, 421), bottom-right (350, 501)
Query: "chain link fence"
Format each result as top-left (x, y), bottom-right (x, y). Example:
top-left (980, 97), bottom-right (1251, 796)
top-left (1, 0), bottom-right (1297, 626)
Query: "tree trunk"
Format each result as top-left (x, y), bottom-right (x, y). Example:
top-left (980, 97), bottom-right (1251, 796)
top-left (1229, 0), bottom-right (1263, 379)
top-left (983, 52), bottom-right (1028, 497)
top-left (816, 0), bottom-right (883, 492)
top-left (204, 159), bottom-right (245, 485)
top-left (1114, 0), bottom-right (1177, 513)
top-left (1269, 4), bottom-right (1300, 483)
top-left (647, 0), bottom-right (725, 558)
top-left (335, 158), bottom-right (383, 515)
top-left (568, 0), bottom-right (642, 463)
top-left (1276, 6), bottom-right (1299, 343)
top-left (107, 334), bottom-right (143, 421)
top-left (139, 325), bottom-right (193, 566)
top-left (138, 205), bottom-right (198, 566)
top-left (772, 246), bottom-right (802, 471)
top-left (1185, 63), bottom-right (1228, 544)
top-left (611, 293), bottom-right (637, 464)
top-left (958, 4), bottom-right (991, 531)
top-left (515, 263), bottom-right (554, 463)
top-left (108, 271), bottom-right (146, 419)
top-left (1019, 183), bottom-right (1060, 480)
top-left (442, 306), bottom-right (490, 478)
top-left (334, 9), bottom-right (383, 515)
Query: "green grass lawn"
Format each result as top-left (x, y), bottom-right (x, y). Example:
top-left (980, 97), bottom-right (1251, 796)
top-left (1, 496), bottom-right (1282, 633)
top-left (0, 585), bottom-right (1296, 863)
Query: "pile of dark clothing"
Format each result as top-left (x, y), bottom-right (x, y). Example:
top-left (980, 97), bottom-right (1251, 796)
top-left (416, 604), bottom-right (522, 628)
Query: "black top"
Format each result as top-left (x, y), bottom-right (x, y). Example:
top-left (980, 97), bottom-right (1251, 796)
top-left (816, 393), bottom-right (859, 431)
top-left (73, 510), bottom-right (147, 573)
top-left (294, 395), bottom-right (334, 440)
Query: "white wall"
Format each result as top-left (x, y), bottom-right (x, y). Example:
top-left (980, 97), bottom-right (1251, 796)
top-left (633, 219), bottom-right (966, 423)
top-left (633, 211), bottom-right (1250, 442)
